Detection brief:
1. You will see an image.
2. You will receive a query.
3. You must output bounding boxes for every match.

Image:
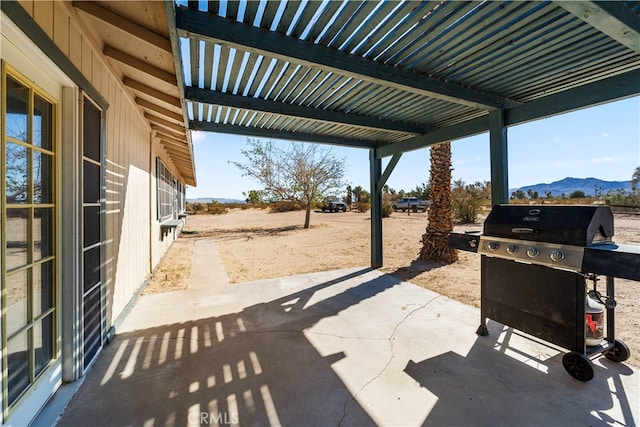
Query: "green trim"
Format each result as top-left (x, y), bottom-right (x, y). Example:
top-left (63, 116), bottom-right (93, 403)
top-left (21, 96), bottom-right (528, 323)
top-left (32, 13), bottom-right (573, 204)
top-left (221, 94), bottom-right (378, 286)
top-left (1, 1), bottom-right (108, 110)
top-left (377, 153), bottom-right (402, 193)
top-left (376, 71), bottom-right (640, 159)
top-left (370, 149), bottom-right (383, 268)
top-left (489, 109), bottom-right (508, 205)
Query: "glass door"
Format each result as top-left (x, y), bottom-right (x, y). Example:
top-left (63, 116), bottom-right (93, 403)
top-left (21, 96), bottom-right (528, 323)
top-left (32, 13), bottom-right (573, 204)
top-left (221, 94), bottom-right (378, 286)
top-left (2, 65), bottom-right (57, 411)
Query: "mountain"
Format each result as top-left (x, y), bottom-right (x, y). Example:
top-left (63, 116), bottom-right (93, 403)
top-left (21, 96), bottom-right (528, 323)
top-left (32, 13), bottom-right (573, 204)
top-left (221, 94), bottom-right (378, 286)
top-left (187, 197), bottom-right (246, 204)
top-left (510, 177), bottom-right (632, 197)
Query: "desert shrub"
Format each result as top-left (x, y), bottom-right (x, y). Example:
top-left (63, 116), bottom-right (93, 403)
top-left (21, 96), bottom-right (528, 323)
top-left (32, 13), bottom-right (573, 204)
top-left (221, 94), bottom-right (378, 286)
top-left (382, 201), bottom-right (393, 218)
top-left (604, 189), bottom-right (640, 207)
top-left (224, 202), bottom-right (250, 209)
top-left (207, 202), bottom-right (228, 215)
top-left (239, 202), bottom-right (269, 210)
top-left (453, 197), bottom-right (481, 223)
top-left (452, 180), bottom-right (489, 224)
top-left (270, 201), bottom-right (304, 212)
top-left (357, 202), bottom-right (370, 213)
top-left (188, 202), bottom-right (206, 214)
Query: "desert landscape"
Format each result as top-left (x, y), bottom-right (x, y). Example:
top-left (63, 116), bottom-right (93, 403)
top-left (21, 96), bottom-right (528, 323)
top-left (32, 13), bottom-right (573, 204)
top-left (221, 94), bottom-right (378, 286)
top-left (145, 208), bottom-right (640, 368)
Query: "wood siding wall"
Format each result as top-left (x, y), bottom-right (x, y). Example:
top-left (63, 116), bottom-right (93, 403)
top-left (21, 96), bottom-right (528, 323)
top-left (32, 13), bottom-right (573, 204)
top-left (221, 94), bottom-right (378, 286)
top-left (16, 0), bottom-right (183, 326)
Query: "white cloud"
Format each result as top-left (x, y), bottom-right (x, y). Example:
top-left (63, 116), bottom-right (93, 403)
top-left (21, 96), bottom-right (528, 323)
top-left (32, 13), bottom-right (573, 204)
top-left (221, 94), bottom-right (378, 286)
top-left (190, 131), bottom-right (206, 143)
top-left (590, 156), bottom-right (624, 164)
top-left (601, 132), bottom-right (609, 138)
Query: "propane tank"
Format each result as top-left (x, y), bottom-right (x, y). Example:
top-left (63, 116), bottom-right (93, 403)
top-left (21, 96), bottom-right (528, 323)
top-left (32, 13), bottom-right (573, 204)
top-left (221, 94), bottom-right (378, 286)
top-left (585, 294), bottom-right (605, 346)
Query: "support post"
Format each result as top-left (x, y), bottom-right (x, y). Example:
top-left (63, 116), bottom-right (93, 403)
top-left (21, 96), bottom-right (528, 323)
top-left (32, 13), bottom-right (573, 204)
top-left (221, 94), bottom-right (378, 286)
top-left (377, 153), bottom-right (402, 192)
top-left (489, 109), bottom-right (509, 205)
top-left (370, 148), bottom-right (383, 268)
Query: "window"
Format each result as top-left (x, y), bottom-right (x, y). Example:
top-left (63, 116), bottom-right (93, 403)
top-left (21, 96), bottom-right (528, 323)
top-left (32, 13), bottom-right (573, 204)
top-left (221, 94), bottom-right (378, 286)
top-left (176, 181), bottom-right (185, 213)
top-left (157, 158), bottom-right (179, 221)
top-left (2, 65), bottom-right (57, 409)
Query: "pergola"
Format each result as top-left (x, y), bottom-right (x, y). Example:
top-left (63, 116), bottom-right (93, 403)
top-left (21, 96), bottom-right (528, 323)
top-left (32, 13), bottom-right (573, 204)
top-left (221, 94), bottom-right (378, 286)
top-left (10, 0), bottom-right (635, 267)
top-left (166, 0), bottom-right (639, 267)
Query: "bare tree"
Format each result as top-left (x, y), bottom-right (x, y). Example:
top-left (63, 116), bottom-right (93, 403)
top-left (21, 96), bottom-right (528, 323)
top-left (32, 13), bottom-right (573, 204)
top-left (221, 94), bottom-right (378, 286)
top-left (6, 142), bottom-right (29, 203)
top-left (232, 139), bottom-right (345, 228)
top-left (419, 141), bottom-right (458, 263)
top-left (632, 166), bottom-right (640, 193)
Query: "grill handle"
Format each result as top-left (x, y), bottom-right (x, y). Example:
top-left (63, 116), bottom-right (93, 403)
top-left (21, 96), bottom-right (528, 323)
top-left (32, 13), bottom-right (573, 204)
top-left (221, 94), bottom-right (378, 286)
top-left (511, 227), bottom-right (534, 234)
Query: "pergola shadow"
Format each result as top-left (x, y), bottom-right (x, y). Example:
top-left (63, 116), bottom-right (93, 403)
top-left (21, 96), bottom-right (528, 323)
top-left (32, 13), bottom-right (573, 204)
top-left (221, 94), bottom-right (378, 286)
top-left (56, 267), bottom-right (639, 426)
top-left (57, 269), bottom-right (394, 426)
top-left (405, 321), bottom-right (637, 426)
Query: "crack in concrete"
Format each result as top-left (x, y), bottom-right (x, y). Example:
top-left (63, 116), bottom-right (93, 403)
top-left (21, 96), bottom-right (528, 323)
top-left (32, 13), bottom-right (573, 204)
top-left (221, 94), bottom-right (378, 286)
top-left (305, 331), bottom-right (390, 341)
top-left (337, 295), bottom-right (441, 427)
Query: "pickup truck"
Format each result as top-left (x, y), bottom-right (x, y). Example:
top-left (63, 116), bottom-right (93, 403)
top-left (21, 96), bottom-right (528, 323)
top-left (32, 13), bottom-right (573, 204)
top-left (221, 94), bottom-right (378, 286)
top-left (392, 197), bottom-right (429, 212)
top-left (322, 196), bottom-right (348, 212)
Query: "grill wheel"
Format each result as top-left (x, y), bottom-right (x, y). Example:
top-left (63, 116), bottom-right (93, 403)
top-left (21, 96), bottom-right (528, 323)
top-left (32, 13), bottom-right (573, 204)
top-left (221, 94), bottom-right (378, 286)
top-left (604, 339), bottom-right (631, 363)
top-left (562, 352), bottom-right (595, 382)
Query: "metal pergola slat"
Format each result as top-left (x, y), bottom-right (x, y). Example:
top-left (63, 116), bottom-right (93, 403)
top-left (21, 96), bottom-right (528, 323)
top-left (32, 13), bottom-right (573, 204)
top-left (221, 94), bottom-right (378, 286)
top-left (169, 0), bottom-right (640, 267)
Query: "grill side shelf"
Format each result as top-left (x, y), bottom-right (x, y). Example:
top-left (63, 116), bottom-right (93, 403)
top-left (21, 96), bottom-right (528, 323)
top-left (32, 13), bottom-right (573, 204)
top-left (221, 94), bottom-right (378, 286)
top-left (448, 232), bottom-right (482, 253)
top-left (582, 244), bottom-right (640, 281)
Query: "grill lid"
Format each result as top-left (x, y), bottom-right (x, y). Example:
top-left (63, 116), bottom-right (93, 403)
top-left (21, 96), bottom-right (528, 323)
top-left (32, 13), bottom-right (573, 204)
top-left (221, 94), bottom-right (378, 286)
top-left (483, 205), bottom-right (614, 246)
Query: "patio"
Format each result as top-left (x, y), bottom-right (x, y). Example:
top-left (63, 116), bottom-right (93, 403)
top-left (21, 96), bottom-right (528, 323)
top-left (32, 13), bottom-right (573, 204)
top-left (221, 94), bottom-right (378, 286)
top-left (47, 240), bottom-right (638, 426)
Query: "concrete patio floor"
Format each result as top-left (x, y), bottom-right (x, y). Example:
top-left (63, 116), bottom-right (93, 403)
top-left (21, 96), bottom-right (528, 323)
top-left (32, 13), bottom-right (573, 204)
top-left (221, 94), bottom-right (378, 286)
top-left (52, 240), bottom-right (638, 427)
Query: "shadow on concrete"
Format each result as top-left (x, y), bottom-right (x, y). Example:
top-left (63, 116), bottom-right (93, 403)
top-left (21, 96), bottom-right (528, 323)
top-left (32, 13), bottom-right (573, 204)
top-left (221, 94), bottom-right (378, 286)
top-left (57, 266), bottom-right (638, 426)
top-left (57, 268), bottom-right (395, 426)
top-left (405, 323), bottom-right (637, 427)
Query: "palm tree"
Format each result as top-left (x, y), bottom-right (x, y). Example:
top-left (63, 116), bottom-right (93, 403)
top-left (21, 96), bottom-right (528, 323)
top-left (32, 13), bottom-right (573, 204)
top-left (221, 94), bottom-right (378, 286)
top-left (419, 141), bottom-right (458, 263)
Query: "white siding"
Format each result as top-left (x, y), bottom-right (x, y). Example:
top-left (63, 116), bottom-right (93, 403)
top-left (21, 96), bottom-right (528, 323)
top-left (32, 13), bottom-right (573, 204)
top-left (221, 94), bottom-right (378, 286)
top-left (21, 0), bottom-right (184, 326)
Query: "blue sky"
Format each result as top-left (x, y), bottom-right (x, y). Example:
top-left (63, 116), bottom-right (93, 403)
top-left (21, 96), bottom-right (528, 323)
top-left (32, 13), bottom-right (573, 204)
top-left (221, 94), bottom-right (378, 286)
top-left (186, 96), bottom-right (640, 200)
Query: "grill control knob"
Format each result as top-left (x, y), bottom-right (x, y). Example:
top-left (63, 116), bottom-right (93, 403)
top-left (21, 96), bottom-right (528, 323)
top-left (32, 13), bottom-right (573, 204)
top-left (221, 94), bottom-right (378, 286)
top-left (506, 244), bottom-right (518, 254)
top-left (487, 241), bottom-right (500, 251)
top-left (526, 247), bottom-right (540, 258)
top-left (549, 249), bottom-right (565, 262)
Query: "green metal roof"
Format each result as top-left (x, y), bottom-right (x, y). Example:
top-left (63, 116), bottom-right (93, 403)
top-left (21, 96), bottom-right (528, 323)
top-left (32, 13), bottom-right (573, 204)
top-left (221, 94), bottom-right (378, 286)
top-left (167, 0), bottom-right (640, 157)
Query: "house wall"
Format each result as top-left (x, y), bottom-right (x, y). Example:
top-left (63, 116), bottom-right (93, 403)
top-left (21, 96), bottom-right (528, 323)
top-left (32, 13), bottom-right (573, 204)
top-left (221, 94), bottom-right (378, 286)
top-left (150, 143), bottom-right (180, 269)
top-left (1, 2), bottom-right (188, 423)
top-left (15, 0), bottom-right (184, 325)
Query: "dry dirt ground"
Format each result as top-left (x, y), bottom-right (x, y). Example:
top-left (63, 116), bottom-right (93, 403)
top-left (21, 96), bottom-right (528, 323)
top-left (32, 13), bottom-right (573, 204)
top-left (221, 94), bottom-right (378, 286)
top-left (147, 208), bottom-right (640, 368)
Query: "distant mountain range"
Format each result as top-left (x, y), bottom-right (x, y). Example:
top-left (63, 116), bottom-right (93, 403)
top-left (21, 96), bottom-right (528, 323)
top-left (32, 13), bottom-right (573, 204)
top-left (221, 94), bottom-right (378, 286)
top-left (189, 177), bottom-right (633, 203)
top-left (187, 197), bottom-right (245, 204)
top-left (510, 177), bottom-right (633, 197)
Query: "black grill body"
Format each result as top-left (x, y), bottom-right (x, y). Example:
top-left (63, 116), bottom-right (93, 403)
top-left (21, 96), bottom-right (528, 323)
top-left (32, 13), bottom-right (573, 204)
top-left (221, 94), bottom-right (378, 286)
top-left (450, 204), bottom-right (638, 381)
top-left (480, 256), bottom-right (586, 353)
top-left (483, 205), bottom-right (614, 245)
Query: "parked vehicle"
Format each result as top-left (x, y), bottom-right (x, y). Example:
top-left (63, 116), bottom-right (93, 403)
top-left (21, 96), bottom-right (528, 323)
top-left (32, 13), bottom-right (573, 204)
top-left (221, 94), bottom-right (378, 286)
top-left (392, 197), bottom-right (429, 212)
top-left (322, 196), bottom-right (348, 212)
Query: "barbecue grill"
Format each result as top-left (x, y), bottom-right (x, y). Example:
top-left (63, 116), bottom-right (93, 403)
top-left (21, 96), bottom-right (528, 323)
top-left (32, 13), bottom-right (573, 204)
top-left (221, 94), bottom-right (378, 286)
top-left (450, 204), bottom-right (640, 381)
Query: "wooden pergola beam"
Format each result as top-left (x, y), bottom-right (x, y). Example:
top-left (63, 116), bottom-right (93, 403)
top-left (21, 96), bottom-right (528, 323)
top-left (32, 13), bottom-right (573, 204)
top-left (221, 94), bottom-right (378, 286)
top-left (151, 124), bottom-right (185, 139)
top-left (155, 131), bottom-right (187, 146)
top-left (135, 97), bottom-right (183, 122)
top-left (145, 113), bottom-right (185, 133)
top-left (73, 1), bottom-right (172, 53)
top-left (124, 78), bottom-right (181, 108)
top-left (105, 46), bottom-right (177, 85)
